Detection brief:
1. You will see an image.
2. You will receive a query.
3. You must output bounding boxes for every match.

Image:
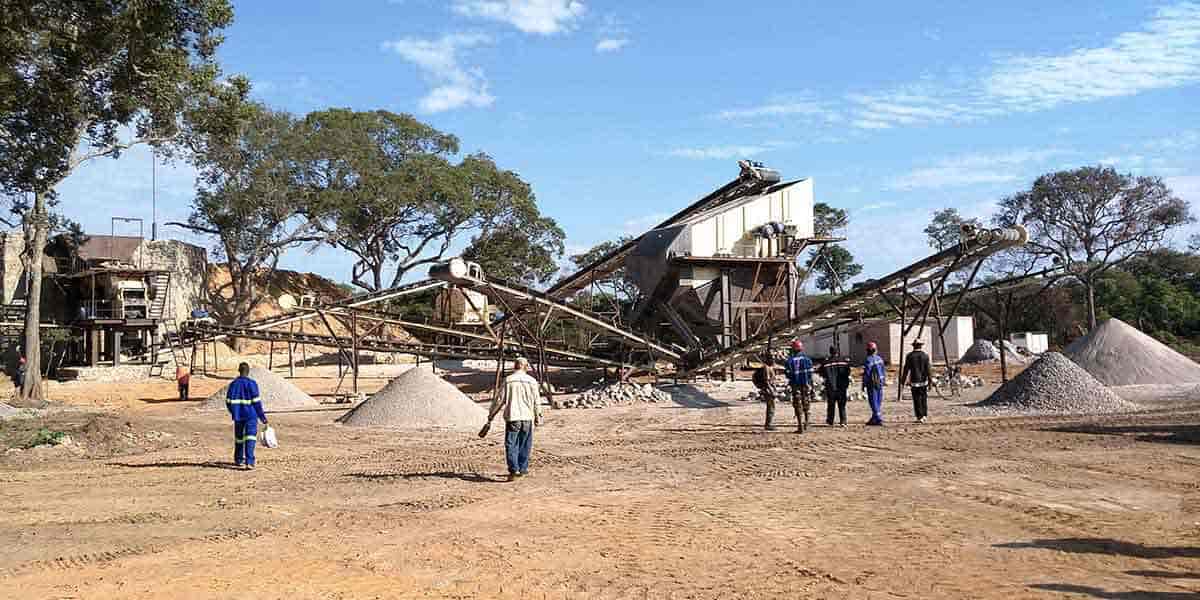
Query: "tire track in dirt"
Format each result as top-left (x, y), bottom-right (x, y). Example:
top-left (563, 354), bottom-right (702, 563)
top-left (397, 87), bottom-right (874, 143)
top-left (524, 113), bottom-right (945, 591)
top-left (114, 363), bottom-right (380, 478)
top-left (0, 528), bottom-right (262, 580)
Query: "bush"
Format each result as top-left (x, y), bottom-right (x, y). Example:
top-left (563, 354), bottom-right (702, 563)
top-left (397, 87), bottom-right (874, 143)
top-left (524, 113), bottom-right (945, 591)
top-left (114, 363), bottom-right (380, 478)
top-left (24, 428), bottom-right (66, 448)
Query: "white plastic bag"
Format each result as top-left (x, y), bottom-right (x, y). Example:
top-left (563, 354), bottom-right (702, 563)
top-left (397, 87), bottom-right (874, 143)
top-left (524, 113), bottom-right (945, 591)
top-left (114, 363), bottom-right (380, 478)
top-left (261, 426), bottom-right (278, 449)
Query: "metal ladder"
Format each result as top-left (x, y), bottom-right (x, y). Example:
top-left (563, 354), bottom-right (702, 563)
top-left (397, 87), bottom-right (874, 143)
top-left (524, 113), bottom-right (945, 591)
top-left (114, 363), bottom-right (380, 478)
top-left (150, 319), bottom-right (189, 378)
top-left (148, 273), bottom-right (171, 320)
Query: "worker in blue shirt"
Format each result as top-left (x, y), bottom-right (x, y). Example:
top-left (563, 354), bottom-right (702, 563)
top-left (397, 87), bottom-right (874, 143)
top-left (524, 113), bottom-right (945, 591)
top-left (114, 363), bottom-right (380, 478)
top-left (863, 342), bottom-right (886, 426)
top-left (784, 340), bottom-right (814, 433)
top-left (226, 362), bottom-right (268, 470)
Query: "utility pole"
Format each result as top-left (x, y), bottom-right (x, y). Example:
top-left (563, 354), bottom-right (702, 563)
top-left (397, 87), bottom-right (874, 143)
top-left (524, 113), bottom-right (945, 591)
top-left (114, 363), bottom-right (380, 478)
top-left (151, 150), bottom-right (157, 241)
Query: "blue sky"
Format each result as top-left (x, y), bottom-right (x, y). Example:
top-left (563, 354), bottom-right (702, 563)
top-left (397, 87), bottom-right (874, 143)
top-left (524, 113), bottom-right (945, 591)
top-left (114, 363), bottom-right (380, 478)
top-left (55, 1), bottom-right (1200, 288)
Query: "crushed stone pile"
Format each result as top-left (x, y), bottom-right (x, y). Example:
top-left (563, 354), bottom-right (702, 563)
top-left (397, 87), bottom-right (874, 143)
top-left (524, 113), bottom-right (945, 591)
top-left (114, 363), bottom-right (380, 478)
top-left (932, 372), bottom-right (986, 390)
top-left (201, 367), bottom-right (319, 411)
top-left (553, 381), bottom-right (671, 409)
top-left (1065, 318), bottom-right (1200, 386)
top-left (959, 340), bottom-right (1028, 364)
top-left (338, 366), bottom-right (485, 430)
top-left (976, 352), bottom-right (1138, 414)
top-left (0, 402), bottom-right (20, 419)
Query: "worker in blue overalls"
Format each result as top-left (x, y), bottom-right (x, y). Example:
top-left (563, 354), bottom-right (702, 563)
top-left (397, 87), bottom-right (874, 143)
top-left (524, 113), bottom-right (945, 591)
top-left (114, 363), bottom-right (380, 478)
top-left (863, 341), bottom-right (886, 426)
top-left (784, 340), bottom-right (814, 433)
top-left (226, 362), bottom-right (268, 470)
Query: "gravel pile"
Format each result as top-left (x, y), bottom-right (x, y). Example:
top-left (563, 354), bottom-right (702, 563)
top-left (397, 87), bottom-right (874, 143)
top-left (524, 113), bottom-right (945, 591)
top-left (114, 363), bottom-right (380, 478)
top-left (552, 381), bottom-right (671, 409)
top-left (932, 372), bottom-right (986, 389)
top-left (201, 367), bottom-right (319, 411)
top-left (976, 352), bottom-right (1139, 414)
top-left (1065, 318), bottom-right (1200, 386)
top-left (0, 403), bottom-right (20, 419)
top-left (960, 340), bottom-right (1027, 364)
top-left (338, 366), bottom-right (485, 430)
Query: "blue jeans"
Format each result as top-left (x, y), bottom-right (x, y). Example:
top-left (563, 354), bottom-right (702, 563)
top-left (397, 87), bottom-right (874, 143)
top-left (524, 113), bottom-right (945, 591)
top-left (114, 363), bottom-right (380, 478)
top-left (866, 387), bottom-right (884, 424)
top-left (505, 420), bottom-right (533, 475)
top-left (234, 420), bottom-right (258, 466)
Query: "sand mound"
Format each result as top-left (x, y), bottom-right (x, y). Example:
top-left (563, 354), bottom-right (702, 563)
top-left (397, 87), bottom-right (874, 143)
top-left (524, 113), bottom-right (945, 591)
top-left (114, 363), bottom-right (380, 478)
top-left (338, 366), bottom-right (486, 430)
top-left (1064, 318), bottom-right (1200, 386)
top-left (959, 340), bottom-right (1027, 364)
top-left (201, 367), bottom-right (319, 411)
top-left (977, 352), bottom-right (1138, 414)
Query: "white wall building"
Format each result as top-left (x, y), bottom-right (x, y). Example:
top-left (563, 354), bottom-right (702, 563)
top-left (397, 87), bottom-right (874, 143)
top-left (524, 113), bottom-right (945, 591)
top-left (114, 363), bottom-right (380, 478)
top-left (931, 316), bottom-right (975, 362)
top-left (1010, 331), bottom-right (1049, 354)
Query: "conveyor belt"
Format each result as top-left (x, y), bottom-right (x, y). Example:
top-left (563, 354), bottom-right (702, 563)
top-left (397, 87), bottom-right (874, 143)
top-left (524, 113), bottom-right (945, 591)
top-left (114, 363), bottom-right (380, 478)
top-left (180, 321), bottom-right (621, 367)
top-left (679, 226), bottom-right (1029, 375)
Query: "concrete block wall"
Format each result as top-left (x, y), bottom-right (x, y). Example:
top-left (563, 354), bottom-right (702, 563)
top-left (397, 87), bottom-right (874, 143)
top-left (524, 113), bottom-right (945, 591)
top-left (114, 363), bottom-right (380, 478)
top-left (132, 240), bottom-right (209, 323)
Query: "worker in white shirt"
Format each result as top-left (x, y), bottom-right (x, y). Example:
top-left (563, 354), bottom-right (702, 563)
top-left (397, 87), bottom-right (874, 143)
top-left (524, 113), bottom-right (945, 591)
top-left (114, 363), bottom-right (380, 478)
top-left (480, 357), bottom-right (543, 481)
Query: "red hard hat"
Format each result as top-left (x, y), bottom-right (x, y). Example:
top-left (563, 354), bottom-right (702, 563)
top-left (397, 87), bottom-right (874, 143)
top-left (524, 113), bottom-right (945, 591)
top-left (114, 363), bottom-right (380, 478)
top-left (18, 357), bottom-right (25, 364)
top-left (790, 339), bottom-right (803, 351)
top-left (866, 341), bottom-right (878, 351)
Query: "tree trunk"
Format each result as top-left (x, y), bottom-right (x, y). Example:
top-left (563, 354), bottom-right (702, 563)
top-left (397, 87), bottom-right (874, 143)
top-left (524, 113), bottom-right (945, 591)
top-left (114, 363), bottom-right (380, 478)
top-left (17, 193), bottom-right (49, 407)
top-left (1085, 278), bottom-right (1098, 330)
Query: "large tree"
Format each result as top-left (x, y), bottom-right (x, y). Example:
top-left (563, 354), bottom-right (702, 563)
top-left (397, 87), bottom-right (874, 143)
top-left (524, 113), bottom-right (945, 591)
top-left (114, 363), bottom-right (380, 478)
top-left (994, 166), bottom-right (1193, 328)
top-left (296, 109), bottom-right (558, 292)
top-left (924, 207), bottom-right (982, 251)
top-left (567, 236), bottom-right (638, 307)
top-left (0, 0), bottom-right (233, 405)
top-left (176, 101), bottom-right (321, 327)
top-left (812, 202), bottom-right (848, 237)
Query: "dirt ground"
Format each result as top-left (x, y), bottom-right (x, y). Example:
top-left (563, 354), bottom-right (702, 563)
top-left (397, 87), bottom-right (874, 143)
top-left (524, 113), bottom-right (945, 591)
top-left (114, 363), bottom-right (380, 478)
top-left (2, 363), bottom-right (1199, 599)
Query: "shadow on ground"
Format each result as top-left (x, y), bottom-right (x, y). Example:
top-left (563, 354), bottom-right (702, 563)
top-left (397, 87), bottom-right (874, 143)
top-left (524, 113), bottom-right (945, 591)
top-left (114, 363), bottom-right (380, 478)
top-left (109, 460), bottom-right (242, 470)
top-left (1126, 571), bottom-right (1200, 580)
top-left (347, 471), bottom-right (501, 483)
top-left (996, 538), bottom-right (1200, 559)
top-left (1028, 583), bottom-right (1198, 599)
top-left (1042, 423), bottom-right (1200, 445)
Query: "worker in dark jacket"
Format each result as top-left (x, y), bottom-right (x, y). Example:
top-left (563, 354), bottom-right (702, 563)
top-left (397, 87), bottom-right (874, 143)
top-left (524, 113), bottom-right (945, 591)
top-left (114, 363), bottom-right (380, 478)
top-left (226, 362), bottom-right (268, 470)
top-left (783, 340), bottom-right (814, 433)
top-left (752, 353), bottom-right (779, 431)
top-left (818, 347), bottom-right (851, 427)
top-left (901, 340), bottom-right (932, 423)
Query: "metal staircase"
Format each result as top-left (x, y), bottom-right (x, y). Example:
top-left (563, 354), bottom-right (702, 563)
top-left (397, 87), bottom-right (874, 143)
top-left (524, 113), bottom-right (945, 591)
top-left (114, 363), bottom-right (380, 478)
top-left (148, 273), bottom-right (170, 320)
top-left (150, 319), bottom-right (190, 378)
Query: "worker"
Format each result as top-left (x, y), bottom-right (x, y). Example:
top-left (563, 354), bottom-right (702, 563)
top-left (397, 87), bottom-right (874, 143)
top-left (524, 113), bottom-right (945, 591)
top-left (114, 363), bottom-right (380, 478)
top-left (176, 366), bottom-right (190, 402)
top-left (819, 347), bottom-right (851, 427)
top-left (783, 340), bottom-right (814, 433)
top-left (225, 362), bottom-right (267, 470)
top-left (901, 340), bottom-right (932, 423)
top-left (16, 356), bottom-right (26, 388)
top-left (752, 352), bottom-right (779, 431)
top-left (479, 357), bottom-right (542, 481)
top-left (863, 342), bottom-right (886, 426)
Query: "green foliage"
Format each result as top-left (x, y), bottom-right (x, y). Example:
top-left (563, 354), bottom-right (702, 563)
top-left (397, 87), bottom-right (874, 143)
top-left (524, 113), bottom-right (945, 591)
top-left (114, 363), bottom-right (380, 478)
top-left (567, 236), bottom-right (638, 303)
top-left (461, 221), bottom-right (565, 287)
top-left (806, 244), bottom-right (862, 294)
top-left (924, 208), bottom-right (981, 251)
top-left (24, 428), bottom-right (65, 448)
top-left (812, 203), bottom-right (848, 237)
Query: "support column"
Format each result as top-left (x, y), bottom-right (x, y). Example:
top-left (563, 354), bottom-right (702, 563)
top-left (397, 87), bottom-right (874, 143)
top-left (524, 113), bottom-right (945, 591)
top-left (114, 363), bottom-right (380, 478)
top-left (89, 328), bottom-right (100, 367)
top-left (112, 330), bottom-right (122, 367)
top-left (719, 268), bottom-right (734, 380)
top-left (288, 322), bottom-right (295, 378)
top-left (786, 262), bottom-right (798, 321)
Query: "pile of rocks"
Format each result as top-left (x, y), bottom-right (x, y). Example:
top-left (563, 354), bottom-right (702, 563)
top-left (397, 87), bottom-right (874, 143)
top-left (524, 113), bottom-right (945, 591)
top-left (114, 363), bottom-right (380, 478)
top-left (932, 372), bottom-right (986, 390)
top-left (1065, 318), bottom-right (1200, 386)
top-left (975, 352), bottom-right (1138, 414)
top-left (959, 340), bottom-right (1028, 365)
top-left (201, 367), bottom-right (320, 412)
top-left (338, 366), bottom-right (485, 431)
top-left (552, 381), bottom-right (671, 409)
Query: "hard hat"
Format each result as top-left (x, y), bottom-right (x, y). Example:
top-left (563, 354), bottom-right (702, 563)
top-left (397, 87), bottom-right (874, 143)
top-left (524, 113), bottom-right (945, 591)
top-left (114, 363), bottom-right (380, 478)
top-left (866, 341), bottom-right (878, 351)
top-left (790, 339), bottom-right (803, 351)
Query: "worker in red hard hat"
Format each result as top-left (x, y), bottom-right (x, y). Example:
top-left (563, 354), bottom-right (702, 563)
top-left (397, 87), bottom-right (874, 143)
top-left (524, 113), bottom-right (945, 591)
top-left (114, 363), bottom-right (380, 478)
top-left (784, 340), bottom-right (814, 433)
top-left (863, 341), bottom-right (886, 426)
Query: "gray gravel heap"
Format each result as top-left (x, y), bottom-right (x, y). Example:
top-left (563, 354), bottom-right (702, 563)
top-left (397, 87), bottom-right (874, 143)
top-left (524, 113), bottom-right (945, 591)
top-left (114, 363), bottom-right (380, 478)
top-left (976, 352), bottom-right (1139, 414)
top-left (201, 367), bottom-right (319, 411)
top-left (960, 339), bottom-right (1028, 364)
top-left (1065, 318), bottom-right (1200, 386)
top-left (338, 366), bottom-right (485, 430)
top-left (552, 381), bottom-right (671, 409)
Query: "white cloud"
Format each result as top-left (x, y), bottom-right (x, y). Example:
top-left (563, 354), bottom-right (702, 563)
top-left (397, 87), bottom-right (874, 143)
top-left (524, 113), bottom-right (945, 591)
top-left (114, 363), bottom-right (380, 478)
top-left (453, 0), bottom-right (585, 35)
top-left (595, 38), bottom-right (629, 53)
top-left (381, 33), bottom-right (495, 113)
top-left (984, 2), bottom-right (1200, 110)
top-left (856, 201), bottom-right (898, 212)
top-left (887, 148), bottom-right (1061, 190)
top-left (841, 2), bottom-right (1200, 129)
top-left (717, 94), bottom-right (842, 123)
top-left (621, 212), bottom-right (670, 235)
top-left (666, 145), bottom-right (771, 160)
